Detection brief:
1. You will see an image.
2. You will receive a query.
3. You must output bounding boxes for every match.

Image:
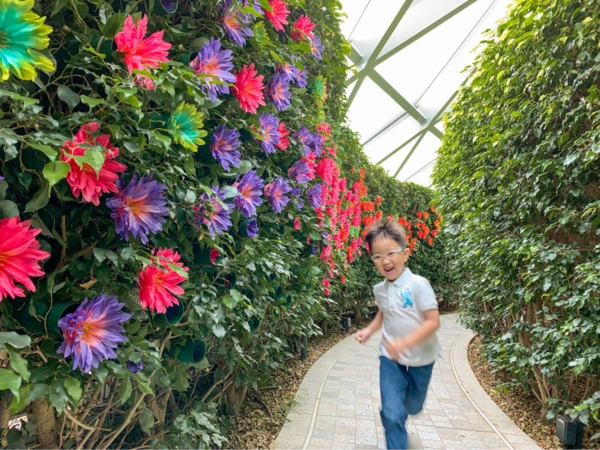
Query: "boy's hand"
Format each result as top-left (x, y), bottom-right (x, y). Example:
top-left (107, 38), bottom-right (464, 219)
top-left (355, 329), bottom-right (371, 345)
top-left (384, 338), bottom-right (407, 361)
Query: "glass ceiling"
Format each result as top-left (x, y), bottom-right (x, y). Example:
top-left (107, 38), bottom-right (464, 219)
top-left (340, 0), bottom-right (513, 187)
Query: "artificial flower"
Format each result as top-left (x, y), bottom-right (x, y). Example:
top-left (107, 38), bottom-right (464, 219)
top-left (107, 173), bottom-right (168, 244)
top-left (266, 71), bottom-right (291, 111)
top-left (233, 170), bottom-right (264, 217)
top-left (196, 186), bottom-right (233, 237)
top-left (222, 0), bottom-right (253, 47)
top-left (233, 63), bottom-right (265, 114)
top-left (210, 248), bottom-right (221, 264)
top-left (0, 217), bottom-right (49, 301)
top-left (310, 35), bottom-right (323, 60)
top-left (57, 294), bottom-right (130, 373)
top-left (276, 122), bottom-right (290, 150)
top-left (60, 122), bottom-right (127, 206)
top-left (307, 183), bottom-right (323, 209)
top-left (265, 0), bottom-right (289, 31)
top-left (291, 15), bottom-right (315, 41)
top-left (126, 360), bottom-right (144, 374)
top-left (254, 113), bottom-right (281, 154)
top-left (293, 126), bottom-right (313, 155)
top-left (264, 176), bottom-right (292, 213)
top-left (0, 0), bottom-right (54, 81)
top-left (210, 124), bottom-right (242, 171)
top-left (294, 218), bottom-right (301, 230)
top-left (138, 248), bottom-right (188, 314)
top-left (316, 158), bottom-right (336, 185)
top-left (169, 102), bottom-right (207, 152)
top-left (288, 157), bottom-right (316, 186)
top-left (115, 15), bottom-right (171, 89)
top-left (190, 37), bottom-right (236, 102)
top-left (246, 218), bottom-right (259, 238)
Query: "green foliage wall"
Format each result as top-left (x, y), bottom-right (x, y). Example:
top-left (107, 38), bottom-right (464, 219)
top-left (433, 0), bottom-right (600, 434)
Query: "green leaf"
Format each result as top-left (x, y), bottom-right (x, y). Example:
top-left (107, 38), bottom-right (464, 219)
top-left (137, 380), bottom-right (154, 395)
top-left (0, 332), bottom-right (31, 349)
top-left (6, 344), bottom-right (30, 382)
top-left (24, 187), bottom-right (50, 213)
top-left (0, 369), bottom-right (22, 399)
top-left (25, 383), bottom-right (50, 404)
top-left (118, 378), bottom-right (132, 404)
top-left (0, 200), bottom-right (20, 218)
top-left (139, 407), bottom-right (155, 434)
top-left (10, 384), bottom-right (30, 415)
top-left (30, 143), bottom-right (58, 160)
top-left (81, 95), bottom-right (106, 108)
top-left (64, 376), bottom-right (82, 407)
top-left (92, 365), bottom-right (109, 385)
top-left (57, 86), bottom-right (80, 111)
top-left (212, 325), bottom-right (226, 338)
top-left (238, 160), bottom-right (253, 174)
top-left (43, 161), bottom-right (70, 188)
top-left (93, 248), bottom-right (119, 265)
top-left (0, 88), bottom-right (39, 106)
top-left (222, 296), bottom-right (233, 309)
top-left (103, 13), bottom-right (126, 38)
top-left (168, 263), bottom-right (189, 279)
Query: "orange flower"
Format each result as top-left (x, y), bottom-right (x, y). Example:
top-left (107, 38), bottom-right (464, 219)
top-left (427, 237), bottom-right (433, 245)
top-left (423, 212), bottom-right (429, 219)
top-left (430, 205), bottom-right (435, 212)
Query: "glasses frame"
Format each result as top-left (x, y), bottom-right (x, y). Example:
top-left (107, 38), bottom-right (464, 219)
top-left (370, 248), bottom-right (406, 263)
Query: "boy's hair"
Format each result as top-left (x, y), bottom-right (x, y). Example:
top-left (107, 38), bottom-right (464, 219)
top-left (365, 218), bottom-right (407, 251)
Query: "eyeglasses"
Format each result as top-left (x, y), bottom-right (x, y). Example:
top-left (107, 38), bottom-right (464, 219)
top-left (370, 249), bottom-right (405, 263)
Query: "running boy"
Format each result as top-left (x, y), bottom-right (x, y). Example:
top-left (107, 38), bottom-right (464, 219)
top-left (355, 219), bottom-right (440, 450)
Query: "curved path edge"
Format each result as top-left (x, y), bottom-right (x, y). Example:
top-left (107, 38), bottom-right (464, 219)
top-left (272, 315), bottom-right (541, 450)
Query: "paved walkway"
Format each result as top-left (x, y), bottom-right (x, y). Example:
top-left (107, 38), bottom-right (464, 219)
top-left (273, 314), bottom-right (540, 450)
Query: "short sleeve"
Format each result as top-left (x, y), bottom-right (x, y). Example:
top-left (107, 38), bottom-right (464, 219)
top-left (413, 277), bottom-right (438, 312)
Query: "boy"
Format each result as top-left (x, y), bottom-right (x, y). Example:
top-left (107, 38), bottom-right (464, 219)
top-left (355, 219), bottom-right (440, 450)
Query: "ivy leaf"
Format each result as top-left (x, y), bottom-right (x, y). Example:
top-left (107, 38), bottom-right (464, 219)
top-left (57, 86), bottom-right (80, 111)
top-left (103, 13), bottom-right (126, 39)
top-left (0, 200), bottom-right (19, 218)
top-left (30, 143), bottom-right (58, 160)
top-left (0, 369), bottom-right (21, 400)
top-left (24, 187), bottom-right (50, 213)
top-left (139, 407), bottom-right (155, 434)
top-left (0, 332), bottom-right (31, 349)
top-left (6, 344), bottom-right (30, 382)
top-left (118, 378), bottom-right (132, 404)
top-left (81, 95), bottom-right (106, 108)
top-left (43, 161), bottom-right (70, 189)
top-left (212, 325), bottom-right (226, 338)
top-left (64, 376), bottom-right (82, 407)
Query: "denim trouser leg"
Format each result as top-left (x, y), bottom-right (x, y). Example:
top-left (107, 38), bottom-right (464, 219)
top-left (379, 356), bottom-right (435, 450)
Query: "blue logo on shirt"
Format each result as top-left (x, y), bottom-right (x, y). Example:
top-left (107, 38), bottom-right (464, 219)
top-left (401, 288), bottom-right (413, 309)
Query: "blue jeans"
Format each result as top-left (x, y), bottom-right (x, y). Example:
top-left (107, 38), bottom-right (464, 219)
top-left (379, 356), bottom-right (435, 450)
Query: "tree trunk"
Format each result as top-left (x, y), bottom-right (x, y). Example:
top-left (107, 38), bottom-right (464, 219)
top-left (354, 303), bottom-right (362, 326)
top-left (0, 398), bottom-right (9, 429)
top-left (224, 383), bottom-right (248, 416)
top-left (32, 397), bottom-right (59, 449)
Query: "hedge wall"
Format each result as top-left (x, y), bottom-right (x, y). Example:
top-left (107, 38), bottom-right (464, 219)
top-left (0, 0), bottom-right (447, 447)
top-left (433, 0), bottom-right (600, 436)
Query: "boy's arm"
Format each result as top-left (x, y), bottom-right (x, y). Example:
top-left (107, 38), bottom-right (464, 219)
top-left (355, 310), bottom-right (383, 343)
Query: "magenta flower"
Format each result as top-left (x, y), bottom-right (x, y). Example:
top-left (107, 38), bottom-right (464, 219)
top-left (210, 124), bottom-right (241, 171)
top-left (246, 218), bottom-right (259, 238)
top-left (196, 186), bottom-right (233, 237)
top-left (264, 177), bottom-right (292, 213)
top-left (222, 0), bottom-right (253, 47)
top-left (57, 294), bottom-right (131, 374)
top-left (234, 170), bottom-right (264, 217)
top-left (106, 173), bottom-right (168, 245)
top-left (266, 72), bottom-right (291, 112)
top-left (288, 158), bottom-right (315, 186)
top-left (255, 113), bottom-right (281, 154)
top-left (308, 183), bottom-right (323, 209)
top-left (190, 38), bottom-right (236, 102)
top-left (293, 126), bottom-right (314, 155)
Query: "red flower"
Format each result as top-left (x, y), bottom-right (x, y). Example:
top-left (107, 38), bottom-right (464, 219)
top-left (375, 196), bottom-right (381, 205)
top-left (265, 0), bottom-right (289, 31)
top-left (375, 210), bottom-right (382, 220)
top-left (416, 211), bottom-right (423, 219)
top-left (115, 15), bottom-right (172, 89)
top-left (276, 121), bottom-right (290, 150)
top-left (210, 248), bottom-right (221, 264)
top-left (291, 15), bottom-right (315, 41)
top-left (0, 217), bottom-right (50, 301)
top-left (233, 63), bottom-right (266, 114)
top-left (317, 122), bottom-right (331, 136)
top-left (340, 275), bottom-right (346, 284)
top-left (427, 237), bottom-right (433, 246)
top-left (138, 248), bottom-right (188, 313)
top-left (316, 158), bottom-right (336, 185)
top-left (60, 123), bottom-right (127, 206)
top-left (430, 205), bottom-right (435, 213)
top-left (293, 218), bottom-right (301, 230)
top-left (322, 278), bottom-right (330, 287)
top-left (431, 229), bottom-right (438, 237)
top-left (324, 288), bottom-right (330, 296)
top-left (360, 201), bottom-right (375, 212)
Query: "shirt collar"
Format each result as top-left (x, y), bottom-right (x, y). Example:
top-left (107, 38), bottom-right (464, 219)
top-left (385, 267), bottom-right (412, 288)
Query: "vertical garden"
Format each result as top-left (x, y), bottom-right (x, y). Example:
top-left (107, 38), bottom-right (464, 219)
top-left (434, 0), bottom-right (600, 439)
top-left (0, 0), bottom-right (446, 448)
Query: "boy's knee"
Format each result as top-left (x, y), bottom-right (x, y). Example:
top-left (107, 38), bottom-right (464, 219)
top-left (405, 403), bottom-right (424, 416)
top-left (380, 406), bottom-right (407, 425)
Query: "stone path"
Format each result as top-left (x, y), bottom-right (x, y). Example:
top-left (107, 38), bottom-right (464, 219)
top-left (272, 314), bottom-right (540, 450)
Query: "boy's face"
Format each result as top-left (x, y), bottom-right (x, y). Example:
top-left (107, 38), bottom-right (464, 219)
top-left (370, 236), bottom-right (409, 282)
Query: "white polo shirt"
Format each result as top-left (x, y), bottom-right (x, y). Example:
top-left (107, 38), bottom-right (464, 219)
top-left (374, 267), bottom-right (440, 366)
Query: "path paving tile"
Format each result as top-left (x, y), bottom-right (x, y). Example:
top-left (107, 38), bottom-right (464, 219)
top-left (273, 315), bottom-right (540, 450)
